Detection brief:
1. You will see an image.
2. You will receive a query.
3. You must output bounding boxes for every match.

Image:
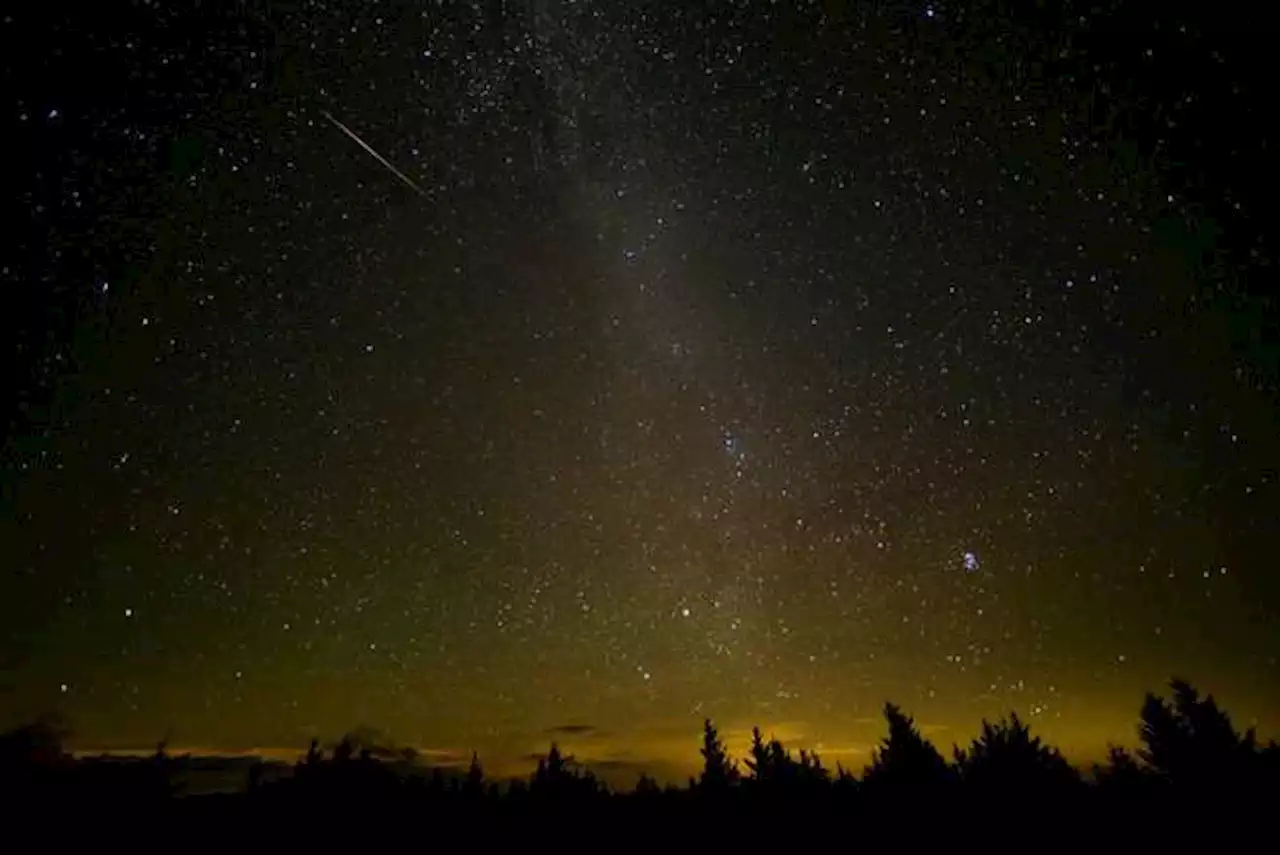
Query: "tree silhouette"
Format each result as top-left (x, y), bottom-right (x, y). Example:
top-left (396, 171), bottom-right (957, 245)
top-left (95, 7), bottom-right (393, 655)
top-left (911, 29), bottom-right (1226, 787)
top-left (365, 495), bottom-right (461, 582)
top-left (534, 742), bottom-right (568, 786)
top-left (796, 748), bottom-right (828, 784)
top-left (635, 773), bottom-right (661, 797)
top-left (247, 760), bottom-right (267, 793)
top-left (745, 726), bottom-right (771, 782)
top-left (145, 737), bottom-right (183, 799)
top-left (954, 712), bottom-right (1077, 792)
top-left (464, 751), bottom-right (485, 797)
top-left (303, 737), bottom-right (324, 767)
top-left (2, 673), bottom-right (1273, 827)
top-left (863, 702), bottom-right (951, 793)
top-left (0, 713), bottom-right (71, 769)
top-left (697, 718), bottom-right (738, 790)
top-left (834, 762), bottom-right (858, 793)
top-left (1259, 740), bottom-right (1280, 783)
top-left (743, 727), bottom-right (829, 795)
top-left (531, 742), bottom-right (600, 803)
top-left (331, 735), bottom-right (356, 765)
top-left (1093, 744), bottom-right (1149, 791)
top-left (1138, 678), bottom-right (1258, 786)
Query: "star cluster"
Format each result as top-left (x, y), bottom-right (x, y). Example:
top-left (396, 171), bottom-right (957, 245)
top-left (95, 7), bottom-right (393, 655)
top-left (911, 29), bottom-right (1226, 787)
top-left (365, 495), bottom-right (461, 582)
top-left (2, 2), bottom-right (1276, 777)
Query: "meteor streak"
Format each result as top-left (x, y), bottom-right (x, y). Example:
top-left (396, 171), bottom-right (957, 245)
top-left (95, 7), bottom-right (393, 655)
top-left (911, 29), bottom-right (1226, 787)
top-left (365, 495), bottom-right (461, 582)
top-left (321, 110), bottom-right (426, 197)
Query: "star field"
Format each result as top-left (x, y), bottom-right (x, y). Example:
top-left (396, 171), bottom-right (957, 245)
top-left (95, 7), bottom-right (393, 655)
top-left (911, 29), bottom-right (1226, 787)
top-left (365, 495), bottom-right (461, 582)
top-left (2, 2), bottom-right (1276, 779)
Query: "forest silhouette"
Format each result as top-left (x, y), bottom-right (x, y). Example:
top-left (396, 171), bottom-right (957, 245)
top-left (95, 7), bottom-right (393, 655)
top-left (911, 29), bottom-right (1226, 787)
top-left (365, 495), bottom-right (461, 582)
top-left (3, 678), bottom-right (1276, 838)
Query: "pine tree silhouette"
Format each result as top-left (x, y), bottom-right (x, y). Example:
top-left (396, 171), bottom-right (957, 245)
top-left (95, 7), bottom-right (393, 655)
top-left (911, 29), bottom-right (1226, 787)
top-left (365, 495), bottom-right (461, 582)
top-left (8, 672), bottom-right (1276, 828)
top-left (533, 742), bottom-right (567, 787)
top-left (464, 751), bottom-right (485, 797)
top-left (0, 714), bottom-right (70, 769)
top-left (1259, 740), bottom-right (1280, 782)
top-left (698, 718), bottom-right (739, 790)
top-left (0, 714), bottom-right (73, 807)
top-left (1138, 677), bottom-right (1258, 786)
top-left (332, 735), bottom-right (356, 765)
top-left (634, 772), bottom-right (657, 793)
top-left (745, 726), bottom-right (771, 782)
top-left (146, 737), bottom-right (181, 799)
top-left (1094, 744), bottom-right (1149, 792)
top-left (743, 728), bottom-right (827, 794)
top-left (531, 742), bottom-right (600, 803)
top-left (863, 702), bottom-right (951, 793)
top-left (833, 762), bottom-right (858, 797)
top-left (954, 712), bottom-right (1077, 792)
top-left (797, 747), bottom-right (828, 783)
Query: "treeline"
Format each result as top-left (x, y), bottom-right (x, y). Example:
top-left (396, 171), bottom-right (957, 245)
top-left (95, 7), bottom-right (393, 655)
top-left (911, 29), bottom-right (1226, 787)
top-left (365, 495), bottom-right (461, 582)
top-left (3, 678), bottom-right (1277, 834)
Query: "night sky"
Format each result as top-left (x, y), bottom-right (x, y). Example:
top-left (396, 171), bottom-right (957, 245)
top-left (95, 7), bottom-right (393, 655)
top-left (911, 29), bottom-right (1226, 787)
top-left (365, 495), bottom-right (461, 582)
top-left (3, 2), bottom-right (1276, 782)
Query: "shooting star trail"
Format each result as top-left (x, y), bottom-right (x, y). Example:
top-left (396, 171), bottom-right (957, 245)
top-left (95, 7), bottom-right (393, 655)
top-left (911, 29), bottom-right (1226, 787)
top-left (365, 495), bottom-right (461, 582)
top-left (321, 110), bottom-right (426, 198)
